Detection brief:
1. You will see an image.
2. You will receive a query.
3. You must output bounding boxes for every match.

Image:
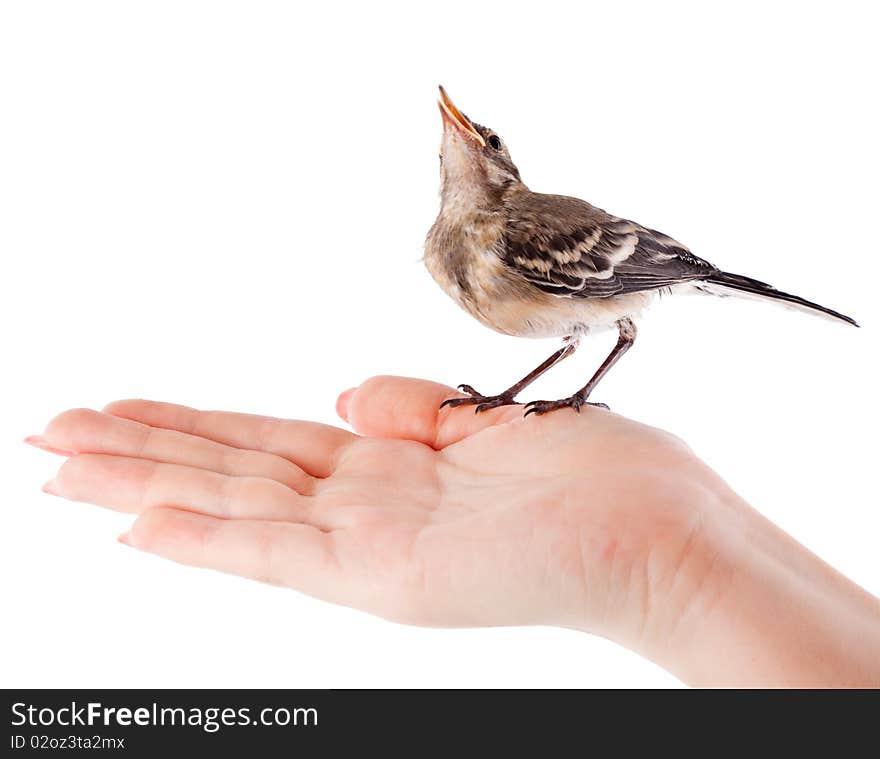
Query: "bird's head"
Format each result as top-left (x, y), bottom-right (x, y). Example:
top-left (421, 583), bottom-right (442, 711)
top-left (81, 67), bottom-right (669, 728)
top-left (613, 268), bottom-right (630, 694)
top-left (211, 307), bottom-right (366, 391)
top-left (437, 86), bottom-right (523, 212)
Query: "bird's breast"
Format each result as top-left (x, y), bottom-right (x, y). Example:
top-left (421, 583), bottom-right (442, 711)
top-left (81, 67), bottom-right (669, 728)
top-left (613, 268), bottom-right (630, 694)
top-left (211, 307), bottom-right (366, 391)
top-left (424, 213), bottom-right (507, 317)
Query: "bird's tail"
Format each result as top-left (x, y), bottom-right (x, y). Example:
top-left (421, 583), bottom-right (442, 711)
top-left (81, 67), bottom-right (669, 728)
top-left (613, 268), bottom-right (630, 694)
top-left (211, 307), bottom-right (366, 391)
top-left (703, 271), bottom-right (859, 327)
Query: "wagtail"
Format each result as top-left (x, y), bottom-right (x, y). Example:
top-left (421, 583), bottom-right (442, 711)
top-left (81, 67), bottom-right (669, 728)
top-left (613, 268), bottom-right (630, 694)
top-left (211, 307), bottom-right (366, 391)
top-left (425, 86), bottom-right (858, 416)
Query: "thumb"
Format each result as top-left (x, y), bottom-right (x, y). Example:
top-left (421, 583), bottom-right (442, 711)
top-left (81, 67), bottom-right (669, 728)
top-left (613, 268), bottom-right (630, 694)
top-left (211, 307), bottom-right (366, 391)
top-left (336, 375), bottom-right (521, 449)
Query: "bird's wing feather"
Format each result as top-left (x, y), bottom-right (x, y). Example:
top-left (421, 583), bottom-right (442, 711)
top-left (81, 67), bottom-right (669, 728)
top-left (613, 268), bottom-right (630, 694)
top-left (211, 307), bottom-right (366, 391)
top-left (503, 193), bottom-right (716, 298)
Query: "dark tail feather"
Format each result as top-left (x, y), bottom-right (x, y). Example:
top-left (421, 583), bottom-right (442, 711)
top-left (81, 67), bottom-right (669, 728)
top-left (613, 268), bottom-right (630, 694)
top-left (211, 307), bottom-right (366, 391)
top-left (705, 271), bottom-right (859, 327)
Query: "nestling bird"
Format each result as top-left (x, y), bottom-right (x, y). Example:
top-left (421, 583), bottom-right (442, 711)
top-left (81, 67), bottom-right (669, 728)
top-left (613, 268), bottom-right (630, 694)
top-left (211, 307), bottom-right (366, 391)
top-left (425, 86), bottom-right (858, 416)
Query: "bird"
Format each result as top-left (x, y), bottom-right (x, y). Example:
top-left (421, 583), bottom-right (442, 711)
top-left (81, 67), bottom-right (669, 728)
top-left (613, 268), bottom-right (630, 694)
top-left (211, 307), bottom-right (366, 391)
top-left (424, 86), bottom-right (858, 416)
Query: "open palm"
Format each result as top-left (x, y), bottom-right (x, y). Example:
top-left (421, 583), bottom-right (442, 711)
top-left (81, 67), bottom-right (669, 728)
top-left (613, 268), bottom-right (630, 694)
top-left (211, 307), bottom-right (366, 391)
top-left (31, 376), bottom-right (718, 642)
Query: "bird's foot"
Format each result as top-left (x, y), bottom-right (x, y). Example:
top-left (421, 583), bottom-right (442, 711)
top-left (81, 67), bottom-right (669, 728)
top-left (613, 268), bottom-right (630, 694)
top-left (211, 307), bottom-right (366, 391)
top-left (440, 385), bottom-right (521, 414)
top-left (523, 395), bottom-right (610, 417)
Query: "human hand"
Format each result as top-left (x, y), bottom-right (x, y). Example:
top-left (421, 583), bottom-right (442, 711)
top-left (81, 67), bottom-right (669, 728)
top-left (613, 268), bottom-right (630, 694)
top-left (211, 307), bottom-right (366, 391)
top-left (28, 376), bottom-right (880, 686)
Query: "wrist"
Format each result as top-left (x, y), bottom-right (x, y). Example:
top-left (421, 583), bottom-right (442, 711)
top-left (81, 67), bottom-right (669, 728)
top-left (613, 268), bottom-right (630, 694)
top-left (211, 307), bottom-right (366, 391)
top-left (638, 484), bottom-right (880, 686)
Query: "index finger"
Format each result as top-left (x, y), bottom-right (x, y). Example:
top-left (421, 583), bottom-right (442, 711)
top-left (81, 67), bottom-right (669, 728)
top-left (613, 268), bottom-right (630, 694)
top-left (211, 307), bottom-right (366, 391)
top-left (103, 400), bottom-right (355, 478)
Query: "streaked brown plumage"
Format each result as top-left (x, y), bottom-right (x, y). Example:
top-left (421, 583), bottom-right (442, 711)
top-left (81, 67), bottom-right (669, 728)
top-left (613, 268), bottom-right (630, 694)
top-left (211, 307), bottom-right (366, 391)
top-left (425, 86), bottom-right (858, 416)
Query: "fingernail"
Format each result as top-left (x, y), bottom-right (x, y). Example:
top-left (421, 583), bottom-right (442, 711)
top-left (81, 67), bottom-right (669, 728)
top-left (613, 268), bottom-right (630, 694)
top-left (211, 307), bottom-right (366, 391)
top-left (335, 386), bottom-right (358, 421)
top-left (117, 531), bottom-right (133, 547)
top-left (42, 479), bottom-right (60, 496)
top-left (24, 435), bottom-right (76, 457)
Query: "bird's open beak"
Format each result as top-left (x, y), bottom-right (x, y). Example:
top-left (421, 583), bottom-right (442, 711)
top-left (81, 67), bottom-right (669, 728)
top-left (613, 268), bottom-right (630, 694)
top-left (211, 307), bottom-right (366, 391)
top-left (438, 86), bottom-right (485, 147)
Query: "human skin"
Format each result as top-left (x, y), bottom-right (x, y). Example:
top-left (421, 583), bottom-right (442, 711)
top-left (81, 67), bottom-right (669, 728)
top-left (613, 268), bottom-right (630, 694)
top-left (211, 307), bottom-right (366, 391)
top-left (27, 375), bottom-right (880, 686)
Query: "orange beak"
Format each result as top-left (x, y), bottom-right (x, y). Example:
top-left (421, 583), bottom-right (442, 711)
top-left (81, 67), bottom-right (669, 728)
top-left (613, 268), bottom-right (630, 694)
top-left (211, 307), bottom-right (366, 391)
top-left (438, 85), bottom-right (486, 147)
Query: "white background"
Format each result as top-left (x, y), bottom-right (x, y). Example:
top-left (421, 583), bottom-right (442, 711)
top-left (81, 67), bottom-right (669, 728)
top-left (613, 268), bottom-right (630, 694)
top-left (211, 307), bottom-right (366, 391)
top-left (1, 1), bottom-right (877, 688)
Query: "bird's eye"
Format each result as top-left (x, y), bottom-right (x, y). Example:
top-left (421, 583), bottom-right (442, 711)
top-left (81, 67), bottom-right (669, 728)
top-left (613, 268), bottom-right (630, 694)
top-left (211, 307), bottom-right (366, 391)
top-left (487, 135), bottom-right (503, 150)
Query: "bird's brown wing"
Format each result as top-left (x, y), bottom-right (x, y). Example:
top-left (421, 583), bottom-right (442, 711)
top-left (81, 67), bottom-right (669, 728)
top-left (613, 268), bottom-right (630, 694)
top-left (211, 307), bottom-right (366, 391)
top-left (502, 193), bottom-right (716, 298)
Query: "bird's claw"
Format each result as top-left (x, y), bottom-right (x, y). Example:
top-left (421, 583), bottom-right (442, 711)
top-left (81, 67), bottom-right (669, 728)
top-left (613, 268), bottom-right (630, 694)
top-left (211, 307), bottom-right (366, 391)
top-left (440, 386), bottom-right (520, 413)
top-left (473, 396), bottom-right (519, 414)
top-left (523, 396), bottom-right (609, 417)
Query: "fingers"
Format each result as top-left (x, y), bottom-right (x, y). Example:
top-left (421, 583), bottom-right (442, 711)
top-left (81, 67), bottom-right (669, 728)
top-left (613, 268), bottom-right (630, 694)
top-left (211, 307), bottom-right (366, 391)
top-left (103, 400), bottom-right (355, 477)
top-left (40, 408), bottom-right (313, 492)
top-left (336, 376), bottom-right (523, 449)
top-left (49, 454), bottom-right (346, 529)
top-left (126, 508), bottom-right (356, 604)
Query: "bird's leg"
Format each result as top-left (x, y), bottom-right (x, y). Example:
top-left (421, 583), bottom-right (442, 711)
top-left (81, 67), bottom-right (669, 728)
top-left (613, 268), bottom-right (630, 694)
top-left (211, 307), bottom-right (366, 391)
top-left (441, 336), bottom-right (581, 414)
top-left (524, 318), bottom-right (637, 417)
